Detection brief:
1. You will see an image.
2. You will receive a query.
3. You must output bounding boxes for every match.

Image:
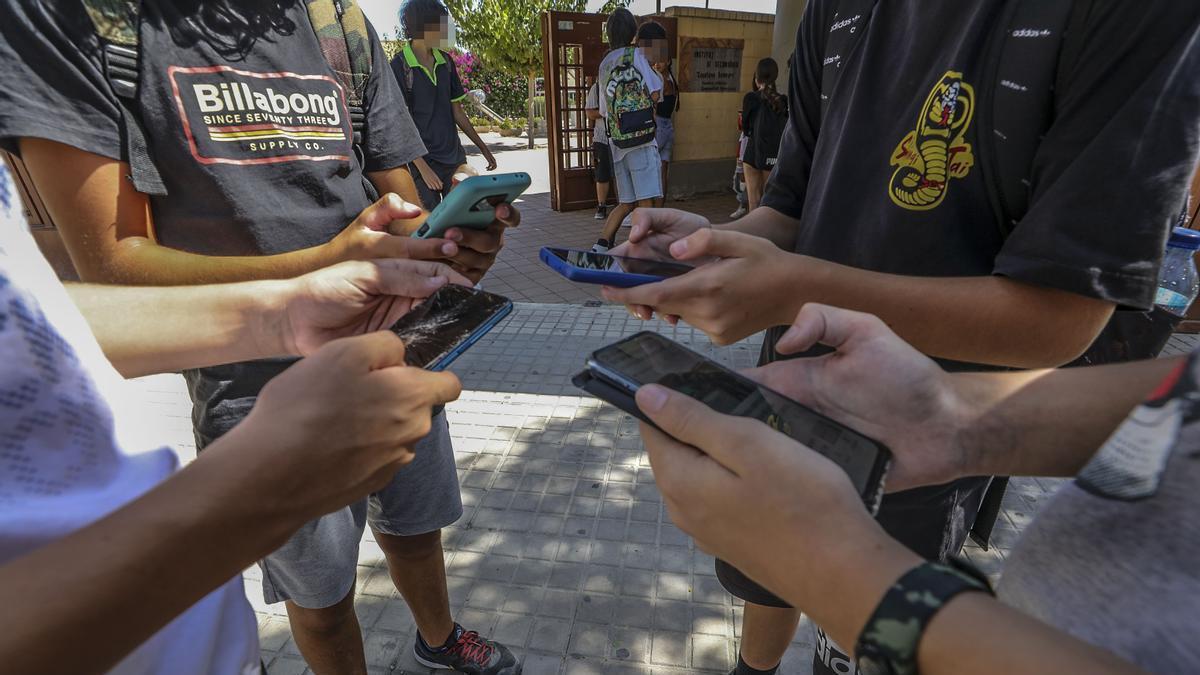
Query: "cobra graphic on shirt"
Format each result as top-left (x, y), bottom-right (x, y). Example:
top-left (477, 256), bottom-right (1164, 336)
top-left (168, 65), bottom-right (351, 166)
top-left (888, 70), bottom-right (976, 211)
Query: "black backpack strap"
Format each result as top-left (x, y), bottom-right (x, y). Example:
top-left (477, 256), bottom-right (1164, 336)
top-left (978, 0), bottom-right (1088, 236)
top-left (82, 0), bottom-right (167, 196)
top-left (819, 0), bottom-right (880, 120)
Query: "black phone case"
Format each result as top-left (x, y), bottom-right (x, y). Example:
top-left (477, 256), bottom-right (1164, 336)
top-left (573, 361), bottom-right (890, 516)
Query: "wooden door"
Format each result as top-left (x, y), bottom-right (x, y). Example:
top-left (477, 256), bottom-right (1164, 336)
top-left (543, 12), bottom-right (677, 212)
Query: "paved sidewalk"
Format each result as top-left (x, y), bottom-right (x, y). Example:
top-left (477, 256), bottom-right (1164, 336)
top-left (138, 304), bottom-right (1051, 675)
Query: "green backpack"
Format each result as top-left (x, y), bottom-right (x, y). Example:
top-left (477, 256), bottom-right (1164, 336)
top-left (605, 46), bottom-right (657, 150)
top-left (80, 0), bottom-right (375, 197)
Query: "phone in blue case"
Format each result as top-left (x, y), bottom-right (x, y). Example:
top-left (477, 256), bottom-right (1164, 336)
top-left (411, 172), bottom-right (532, 239)
top-left (388, 284), bottom-right (513, 371)
top-left (540, 247), bottom-right (694, 287)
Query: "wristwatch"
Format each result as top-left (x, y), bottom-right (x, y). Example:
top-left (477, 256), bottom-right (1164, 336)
top-left (855, 557), bottom-right (994, 675)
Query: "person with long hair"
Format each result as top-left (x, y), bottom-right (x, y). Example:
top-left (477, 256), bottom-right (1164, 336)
top-left (741, 58), bottom-right (788, 212)
top-left (638, 21), bottom-right (679, 208)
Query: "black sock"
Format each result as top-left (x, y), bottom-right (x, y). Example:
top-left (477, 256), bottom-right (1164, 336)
top-left (734, 654), bottom-right (779, 675)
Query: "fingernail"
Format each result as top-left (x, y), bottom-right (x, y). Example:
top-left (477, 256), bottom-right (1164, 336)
top-left (638, 385), bottom-right (669, 412)
top-left (778, 325), bottom-right (801, 344)
top-left (498, 204), bottom-right (511, 218)
top-left (446, 230), bottom-right (463, 241)
top-left (441, 243), bottom-right (457, 256)
top-left (669, 239), bottom-right (688, 257)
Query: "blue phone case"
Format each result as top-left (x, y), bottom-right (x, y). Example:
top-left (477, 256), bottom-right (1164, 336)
top-left (412, 172), bottom-right (531, 239)
top-left (539, 247), bottom-right (671, 288)
top-left (427, 301), bottom-right (514, 371)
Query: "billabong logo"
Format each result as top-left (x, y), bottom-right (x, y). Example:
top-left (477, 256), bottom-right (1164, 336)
top-left (169, 65), bottom-right (350, 166)
top-left (888, 70), bottom-right (976, 211)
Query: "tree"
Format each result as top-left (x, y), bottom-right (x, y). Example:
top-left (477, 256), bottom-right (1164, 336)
top-left (447, 0), bottom-right (630, 147)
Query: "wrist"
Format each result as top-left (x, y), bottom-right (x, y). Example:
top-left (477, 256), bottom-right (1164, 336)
top-left (775, 254), bottom-right (822, 327)
top-left (246, 278), bottom-right (298, 358)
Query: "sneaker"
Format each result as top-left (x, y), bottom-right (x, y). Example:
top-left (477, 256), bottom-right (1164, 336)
top-left (413, 624), bottom-right (521, 674)
top-left (729, 205), bottom-right (748, 220)
top-left (591, 241), bottom-right (611, 253)
top-left (594, 204), bottom-right (607, 220)
top-left (620, 213), bottom-right (634, 228)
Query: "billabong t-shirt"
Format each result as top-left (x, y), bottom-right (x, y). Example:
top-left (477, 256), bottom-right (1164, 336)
top-left (0, 0), bottom-right (425, 256)
top-left (0, 1), bottom-right (428, 443)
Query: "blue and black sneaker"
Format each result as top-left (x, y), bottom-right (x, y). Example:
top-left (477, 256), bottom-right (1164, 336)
top-left (413, 623), bottom-right (521, 674)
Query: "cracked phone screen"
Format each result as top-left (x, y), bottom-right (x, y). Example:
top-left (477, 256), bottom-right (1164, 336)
top-left (389, 285), bottom-right (511, 369)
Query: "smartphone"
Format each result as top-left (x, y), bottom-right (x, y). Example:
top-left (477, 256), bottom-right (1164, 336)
top-left (574, 332), bottom-right (891, 513)
top-left (411, 172), bottom-right (532, 239)
top-left (388, 284), bottom-right (513, 371)
top-left (540, 246), bottom-right (694, 287)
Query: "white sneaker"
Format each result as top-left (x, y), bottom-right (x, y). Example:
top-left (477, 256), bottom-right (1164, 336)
top-left (620, 214), bottom-right (634, 228)
top-left (591, 242), bottom-right (611, 253)
top-left (729, 206), bottom-right (748, 219)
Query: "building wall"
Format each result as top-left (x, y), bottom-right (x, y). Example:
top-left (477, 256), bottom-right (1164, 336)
top-left (663, 7), bottom-right (774, 196)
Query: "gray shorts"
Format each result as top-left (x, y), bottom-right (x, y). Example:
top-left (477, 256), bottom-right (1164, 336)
top-left (655, 116), bottom-right (674, 162)
top-left (259, 412), bottom-right (463, 608)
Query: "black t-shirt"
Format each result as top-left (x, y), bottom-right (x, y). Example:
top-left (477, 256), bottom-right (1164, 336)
top-left (742, 90), bottom-right (789, 168)
top-left (0, 0), bottom-right (427, 441)
top-left (391, 43), bottom-right (467, 166)
top-left (760, 0), bottom-right (1200, 366)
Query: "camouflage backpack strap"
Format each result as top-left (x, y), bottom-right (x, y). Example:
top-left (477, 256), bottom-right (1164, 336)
top-left (80, 0), bottom-right (167, 196)
top-left (306, 0), bottom-right (373, 145)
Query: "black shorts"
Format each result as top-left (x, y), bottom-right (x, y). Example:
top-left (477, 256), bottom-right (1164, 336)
top-left (409, 156), bottom-right (463, 211)
top-left (715, 476), bottom-right (991, 607)
top-left (594, 142), bottom-right (613, 184)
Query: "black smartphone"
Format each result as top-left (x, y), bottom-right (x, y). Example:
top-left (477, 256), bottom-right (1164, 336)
top-left (540, 246), bottom-right (695, 287)
top-left (388, 284), bottom-right (513, 371)
top-left (574, 332), bottom-right (891, 513)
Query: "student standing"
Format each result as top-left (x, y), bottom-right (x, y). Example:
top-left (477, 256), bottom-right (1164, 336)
top-left (638, 21), bottom-right (679, 209)
top-left (593, 8), bottom-right (662, 252)
top-left (393, 0), bottom-right (498, 210)
top-left (0, 1), bottom-right (521, 673)
top-left (585, 77), bottom-right (614, 220)
top-left (741, 58), bottom-right (788, 212)
top-left (604, 2), bottom-right (1200, 674)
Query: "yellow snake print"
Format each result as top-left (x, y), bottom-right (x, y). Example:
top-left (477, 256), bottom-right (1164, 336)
top-left (889, 71), bottom-right (976, 211)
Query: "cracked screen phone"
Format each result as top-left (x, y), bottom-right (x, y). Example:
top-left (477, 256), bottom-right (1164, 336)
top-left (388, 284), bottom-right (513, 370)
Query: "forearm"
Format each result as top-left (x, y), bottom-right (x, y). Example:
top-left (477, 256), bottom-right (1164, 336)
top-left (67, 280), bottom-right (293, 377)
top-left (0, 439), bottom-right (290, 673)
top-left (951, 357), bottom-right (1180, 478)
top-left (85, 235), bottom-right (333, 286)
top-left (453, 105), bottom-right (490, 154)
top-left (784, 262), bottom-right (1114, 367)
top-left (770, 522), bottom-right (1143, 675)
top-left (718, 206), bottom-right (799, 249)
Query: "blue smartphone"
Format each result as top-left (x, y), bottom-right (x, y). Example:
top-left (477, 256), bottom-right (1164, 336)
top-left (540, 247), bottom-right (694, 287)
top-left (388, 284), bottom-right (513, 371)
top-left (411, 172), bottom-right (532, 239)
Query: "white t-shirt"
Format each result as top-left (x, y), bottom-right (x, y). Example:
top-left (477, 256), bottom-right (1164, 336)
top-left (0, 166), bottom-right (259, 675)
top-left (585, 82), bottom-right (607, 144)
top-left (598, 46), bottom-right (662, 162)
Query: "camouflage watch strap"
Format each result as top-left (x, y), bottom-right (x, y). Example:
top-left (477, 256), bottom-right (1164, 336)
top-left (854, 558), bottom-right (994, 675)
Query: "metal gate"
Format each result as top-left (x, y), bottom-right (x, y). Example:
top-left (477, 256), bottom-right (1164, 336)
top-left (542, 11), bottom-right (676, 212)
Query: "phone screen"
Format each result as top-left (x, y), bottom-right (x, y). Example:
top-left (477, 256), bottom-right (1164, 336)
top-left (590, 333), bottom-right (885, 496)
top-left (389, 285), bottom-right (511, 369)
top-left (547, 248), bottom-right (693, 278)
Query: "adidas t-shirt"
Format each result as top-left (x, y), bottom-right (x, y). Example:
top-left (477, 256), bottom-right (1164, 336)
top-left (0, 165), bottom-right (259, 674)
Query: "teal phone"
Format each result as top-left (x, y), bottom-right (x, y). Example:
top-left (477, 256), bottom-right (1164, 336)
top-left (411, 172), bottom-right (531, 239)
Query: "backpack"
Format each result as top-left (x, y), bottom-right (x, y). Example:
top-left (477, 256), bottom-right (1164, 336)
top-left (605, 47), bottom-right (657, 150)
top-left (79, 0), bottom-right (375, 198)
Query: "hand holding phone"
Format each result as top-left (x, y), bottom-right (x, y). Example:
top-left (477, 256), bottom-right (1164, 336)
top-left (388, 284), bottom-right (513, 371)
top-left (540, 247), bottom-right (694, 287)
top-left (574, 332), bottom-right (891, 512)
top-left (412, 172), bottom-right (531, 240)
